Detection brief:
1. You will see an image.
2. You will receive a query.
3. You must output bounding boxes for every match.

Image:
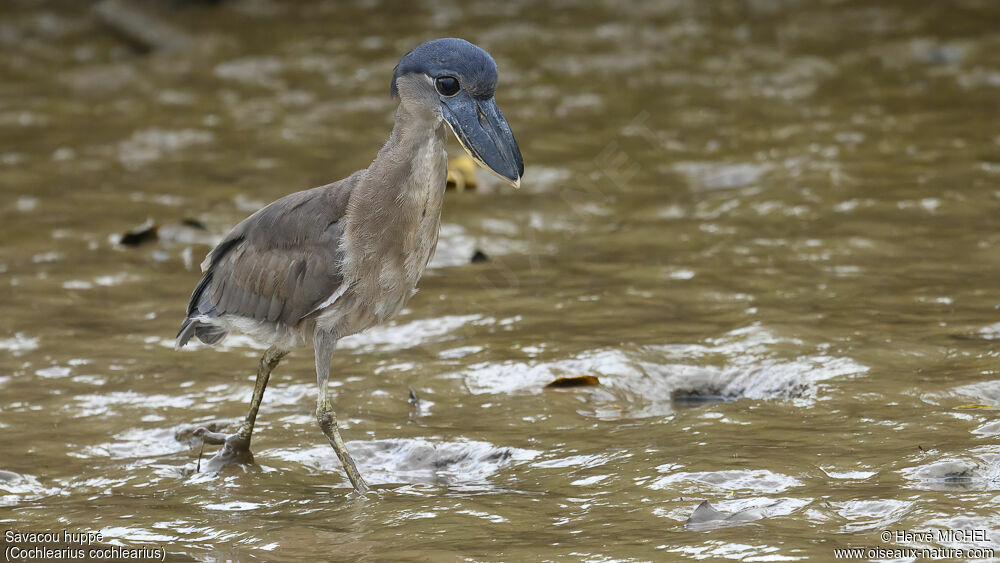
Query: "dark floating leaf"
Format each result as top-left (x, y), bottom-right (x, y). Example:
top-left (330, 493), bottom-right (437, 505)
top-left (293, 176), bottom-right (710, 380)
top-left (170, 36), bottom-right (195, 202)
top-left (119, 219), bottom-right (159, 246)
top-left (471, 249), bottom-right (488, 263)
top-left (546, 375), bottom-right (600, 388)
top-left (181, 217), bottom-right (207, 230)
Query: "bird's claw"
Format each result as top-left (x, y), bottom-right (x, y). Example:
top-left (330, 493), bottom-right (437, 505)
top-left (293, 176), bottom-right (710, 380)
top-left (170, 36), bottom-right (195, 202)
top-left (199, 431), bottom-right (255, 473)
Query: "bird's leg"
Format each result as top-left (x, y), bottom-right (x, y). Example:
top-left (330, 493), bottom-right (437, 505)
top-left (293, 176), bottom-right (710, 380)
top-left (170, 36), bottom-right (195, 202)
top-left (195, 345), bottom-right (287, 472)
top-left (314, 332), bottom-right (369, 493)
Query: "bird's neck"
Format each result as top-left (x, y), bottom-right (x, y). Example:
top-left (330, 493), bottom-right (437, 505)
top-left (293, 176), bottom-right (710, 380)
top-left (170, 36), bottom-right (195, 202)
top-left (367, 105), bottom-right (448, 197)
top-left (344, 104), bottom-right (449, 252)
top-left (340, 105), bottom-right (449, 320)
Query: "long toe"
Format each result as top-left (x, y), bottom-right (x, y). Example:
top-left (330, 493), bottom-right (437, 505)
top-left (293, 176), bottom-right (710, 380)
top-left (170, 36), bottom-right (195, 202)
top-left (174, 420), bottom-right (233, 446)
top-left (192, 427), bottom-right (229, 445)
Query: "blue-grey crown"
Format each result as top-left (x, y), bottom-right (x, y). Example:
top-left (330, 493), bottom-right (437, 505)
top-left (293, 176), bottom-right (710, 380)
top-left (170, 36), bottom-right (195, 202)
top-left (390, 38), bottom-right (499, 99)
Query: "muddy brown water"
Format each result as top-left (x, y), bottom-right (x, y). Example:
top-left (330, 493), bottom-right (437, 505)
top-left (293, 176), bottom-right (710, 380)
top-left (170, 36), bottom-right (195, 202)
top-left (3, 0), bottom-right (1000, 560)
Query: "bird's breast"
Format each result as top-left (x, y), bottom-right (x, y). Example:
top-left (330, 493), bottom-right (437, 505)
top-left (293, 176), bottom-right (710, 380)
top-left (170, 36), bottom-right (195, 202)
top-left (380, 136), bottom-right (447, 316)
top-left (327, 131), bottom-right (449, 336)
top-left (401, 137), bottom-right (448, 277)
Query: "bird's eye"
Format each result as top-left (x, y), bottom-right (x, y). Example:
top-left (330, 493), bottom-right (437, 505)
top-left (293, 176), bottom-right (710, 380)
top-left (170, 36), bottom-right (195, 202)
top-left (435, 76), bottom-right (460, 97)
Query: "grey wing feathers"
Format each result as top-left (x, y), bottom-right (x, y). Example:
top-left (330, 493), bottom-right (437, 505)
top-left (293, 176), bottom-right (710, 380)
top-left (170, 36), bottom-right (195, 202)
top-left (176, 174), bottom-right (358, 347)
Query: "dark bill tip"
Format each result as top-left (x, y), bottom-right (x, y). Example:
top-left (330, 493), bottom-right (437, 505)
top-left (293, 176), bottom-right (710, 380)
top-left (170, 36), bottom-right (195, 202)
top-left (443, 96), bottom-right (523, 188)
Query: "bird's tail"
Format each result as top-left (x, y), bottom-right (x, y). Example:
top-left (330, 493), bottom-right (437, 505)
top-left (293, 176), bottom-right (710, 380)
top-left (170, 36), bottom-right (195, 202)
top-left (177, 269), bottom-right (227, 349)
top-left (175, 317), bottom-right (227, 350)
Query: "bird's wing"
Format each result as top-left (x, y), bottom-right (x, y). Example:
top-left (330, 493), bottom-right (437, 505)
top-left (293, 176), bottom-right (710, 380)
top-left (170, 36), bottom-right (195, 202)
top-left (186, 172), bottom-right (361, 327)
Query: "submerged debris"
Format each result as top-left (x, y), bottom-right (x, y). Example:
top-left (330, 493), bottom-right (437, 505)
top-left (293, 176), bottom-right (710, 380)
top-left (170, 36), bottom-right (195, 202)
top-left (903, 459), bottom-right (979, 485)
top-left (408, 387), bottom-right (422, 422)
top-left (672, 390), bottom-right (731, 406)
top-left (685, 500), bottom-right (764, 529)
top-left (686, 501), bottom-right (729, 526)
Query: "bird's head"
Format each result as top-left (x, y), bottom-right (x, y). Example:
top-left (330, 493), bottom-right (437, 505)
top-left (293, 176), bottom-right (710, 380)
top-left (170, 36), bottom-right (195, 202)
top-left (391, 38), bottom-right (524, 189)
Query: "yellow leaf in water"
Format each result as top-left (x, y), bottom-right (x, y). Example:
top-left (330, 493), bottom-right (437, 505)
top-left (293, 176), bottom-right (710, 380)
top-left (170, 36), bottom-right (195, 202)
top-left (957, 404), bottom-right (998, 409)
top-left (446, 155), bottom-right (479, 192)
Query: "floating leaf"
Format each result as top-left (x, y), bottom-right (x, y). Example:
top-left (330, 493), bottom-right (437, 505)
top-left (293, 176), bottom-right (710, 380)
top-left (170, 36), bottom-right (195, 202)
top-left (446, 154), bottom-right (479, 192)
top-left (181, 218), bottom-right (207, 230)
top-left (957, 404), bottom-right (998, 409)
top-left (119, 219), bottom-right (158, 246)
top-left (546, 375), bottom-right (600, 388)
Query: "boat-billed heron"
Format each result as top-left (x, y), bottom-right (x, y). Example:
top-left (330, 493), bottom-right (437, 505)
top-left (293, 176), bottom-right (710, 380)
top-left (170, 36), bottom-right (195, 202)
top-left (175, 38), bottom-right (523, 493)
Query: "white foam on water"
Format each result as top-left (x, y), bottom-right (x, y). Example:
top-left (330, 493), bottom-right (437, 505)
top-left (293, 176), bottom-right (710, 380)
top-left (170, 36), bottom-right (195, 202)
top-left (117, 128), bottom-right (213, 169)
top-left (0, 472), bottom-right (63, 507)
top-left (35, 365), bottom-right (71, 378)
top-left (650, 469), bottom-right (804, 494)
top-left (569, 474), bottom-right (610, 486)
top-left (0, 333), bottom-right (39, 355)
top-left (820, 467), bottom-right (877, 480)
top-left (673, 161), bottom-right (771, 191)
top-left (899, 449), bottom-right (1000, 491)
top-left (339, 314), bottom-right (481, 352)
top-left (973, 420), bottom-right (1000, 435)
top-left (831, 499), bottom-right (914, 533)
top-left (426, 223), bottom-right (476, 269)
top-left (955, 380), bottom-right (1000, 404)
top-left (170, 314), bottom-right (484, 354)
top-left (656, 496), bottom-right (812, 529)
top-left (269, 438), bottom-right (538, 488)
top-left (439, 345), bottom-right (484, 359)
top-left (459, 324), bottom-right (868, 419)
top-left (73, 391), bottom-right (198, 418)
top-left (534, 453), bottom-right (616, 470)
top-left (99, 526), bottom-right (177, 544)
top-left (202, 501), bottom-right (263, 511)
top-left (79, 427), bottom-right (191, 460)
top-left (978, 322), bottom-right (1000, 340)
top-left (462, 349), bottom-right (640, 395)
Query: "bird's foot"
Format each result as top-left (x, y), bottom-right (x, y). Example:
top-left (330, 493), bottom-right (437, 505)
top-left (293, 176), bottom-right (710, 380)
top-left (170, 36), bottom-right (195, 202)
top-left (174, 420), bottom-right (230, 446)
top-left (193, 427), bottom-right (254, 472)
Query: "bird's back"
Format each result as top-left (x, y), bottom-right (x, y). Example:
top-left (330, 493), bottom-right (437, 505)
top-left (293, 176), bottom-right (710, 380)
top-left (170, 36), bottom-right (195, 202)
top-left (176, 171), bottom-right (362, 349)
